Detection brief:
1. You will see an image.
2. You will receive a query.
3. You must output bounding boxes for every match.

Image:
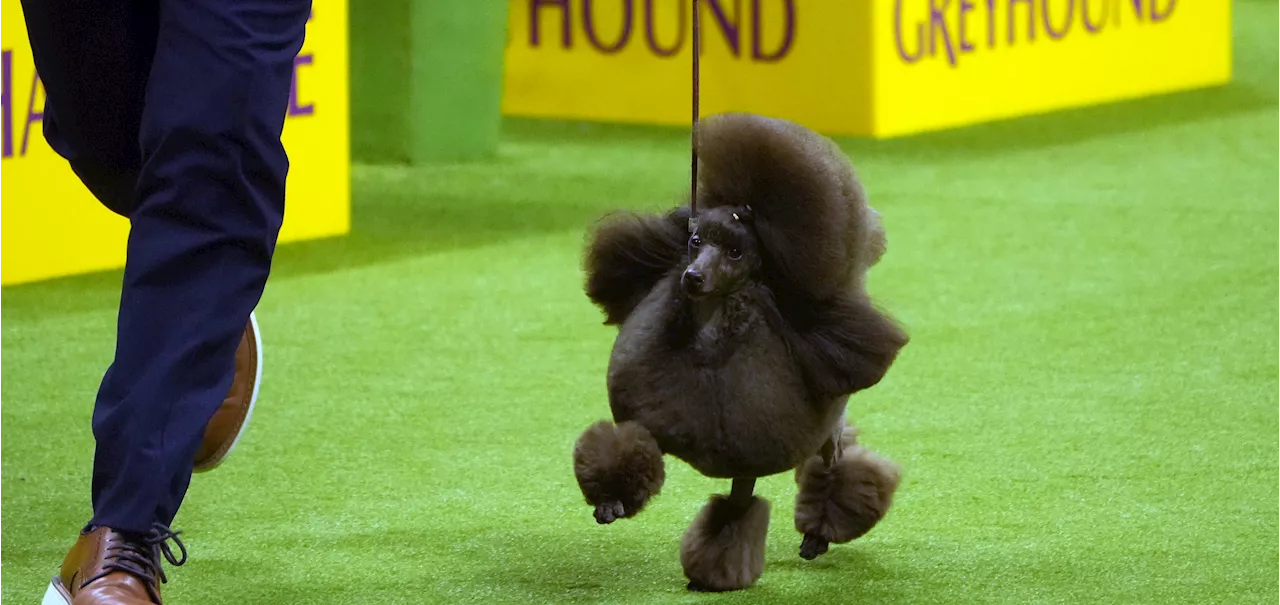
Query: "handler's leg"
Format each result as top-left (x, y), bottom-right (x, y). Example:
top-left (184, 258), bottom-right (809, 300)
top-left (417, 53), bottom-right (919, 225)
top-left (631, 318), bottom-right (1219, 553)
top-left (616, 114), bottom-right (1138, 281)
top-left (21, 0), bottom-right (155, 218)
top-left (26, 0), bottom-right (309, 603)
top-left (23, 0), bottom-right (268, 492)
top-left (93, 0), bottom-right (310, 535)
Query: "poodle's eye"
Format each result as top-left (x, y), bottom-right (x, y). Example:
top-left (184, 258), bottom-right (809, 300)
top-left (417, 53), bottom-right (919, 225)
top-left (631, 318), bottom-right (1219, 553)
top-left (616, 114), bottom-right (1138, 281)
top-left (690, 235), bottom-right (703, 248)
top-left (728, 248), bottom-right (742, 260)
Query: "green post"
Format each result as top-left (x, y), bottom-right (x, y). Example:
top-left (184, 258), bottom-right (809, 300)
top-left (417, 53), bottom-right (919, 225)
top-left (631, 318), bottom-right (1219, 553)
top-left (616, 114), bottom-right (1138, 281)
top-left (351, 0), bottom-right (508, 164)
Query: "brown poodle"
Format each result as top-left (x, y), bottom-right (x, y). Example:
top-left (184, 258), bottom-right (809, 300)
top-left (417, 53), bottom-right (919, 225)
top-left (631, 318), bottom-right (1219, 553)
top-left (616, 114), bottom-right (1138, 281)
top-left (572, 113), bottom-right (908, 592)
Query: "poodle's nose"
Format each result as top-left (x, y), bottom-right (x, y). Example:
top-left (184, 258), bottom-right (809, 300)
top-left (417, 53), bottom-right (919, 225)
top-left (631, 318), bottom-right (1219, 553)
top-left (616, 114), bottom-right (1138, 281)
top-left (682, 269), bottom-right (705, 294)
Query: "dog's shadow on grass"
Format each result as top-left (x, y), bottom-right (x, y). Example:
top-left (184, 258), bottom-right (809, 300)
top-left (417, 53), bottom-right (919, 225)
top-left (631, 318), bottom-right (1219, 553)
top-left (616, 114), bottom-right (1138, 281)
top-left (189, 521), bottom-right (914, 605)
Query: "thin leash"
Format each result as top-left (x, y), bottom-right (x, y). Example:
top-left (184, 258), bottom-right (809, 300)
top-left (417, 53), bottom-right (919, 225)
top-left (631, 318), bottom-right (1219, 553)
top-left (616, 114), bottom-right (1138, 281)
top-left (689, 0), bottom-right (701, 236)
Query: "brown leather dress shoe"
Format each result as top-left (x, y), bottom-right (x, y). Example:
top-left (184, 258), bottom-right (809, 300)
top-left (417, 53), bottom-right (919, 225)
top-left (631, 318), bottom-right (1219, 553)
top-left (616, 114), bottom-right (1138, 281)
top-left (41, 525), bottom-right (188, 605)
top-left (193, 312), bottom-right (262, 473)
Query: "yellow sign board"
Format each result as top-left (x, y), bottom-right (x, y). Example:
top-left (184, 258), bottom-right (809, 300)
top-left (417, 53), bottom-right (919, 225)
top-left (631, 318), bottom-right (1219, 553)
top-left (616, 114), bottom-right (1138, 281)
top-left (1, 1), bottom-right (350, 286)
top-left (501, 0), bottom-right (1230, 138)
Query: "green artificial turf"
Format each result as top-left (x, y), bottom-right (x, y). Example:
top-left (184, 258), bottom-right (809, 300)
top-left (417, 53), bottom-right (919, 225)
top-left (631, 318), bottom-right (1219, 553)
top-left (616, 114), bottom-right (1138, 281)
top-left (4, 3), bottom-right (1277, 603)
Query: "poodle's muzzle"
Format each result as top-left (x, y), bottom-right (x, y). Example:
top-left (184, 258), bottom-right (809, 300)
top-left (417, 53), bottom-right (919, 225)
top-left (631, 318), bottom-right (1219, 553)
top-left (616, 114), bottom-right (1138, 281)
top-left (681, 268), bottom-right (709, 298)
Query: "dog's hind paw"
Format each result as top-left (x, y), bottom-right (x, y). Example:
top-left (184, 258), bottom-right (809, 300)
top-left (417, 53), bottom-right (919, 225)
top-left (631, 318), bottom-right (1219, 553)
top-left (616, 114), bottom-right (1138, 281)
top-left (794, 445), bottom-right (900, 557)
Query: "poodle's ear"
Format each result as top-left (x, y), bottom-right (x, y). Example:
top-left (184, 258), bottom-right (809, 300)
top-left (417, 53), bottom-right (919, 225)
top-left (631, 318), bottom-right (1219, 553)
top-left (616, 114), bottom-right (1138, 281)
top-left (773, 294), bottom-right (909, 398)
top-left (584, 206), bottom-right (691, 325)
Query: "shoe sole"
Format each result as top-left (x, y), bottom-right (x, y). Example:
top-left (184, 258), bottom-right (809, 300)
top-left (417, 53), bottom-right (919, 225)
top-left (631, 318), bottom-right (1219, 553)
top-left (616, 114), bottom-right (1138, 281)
top-left (194, 311), bottom-right (263, 473)
top-left (41, 577), bottom-right (70, 605)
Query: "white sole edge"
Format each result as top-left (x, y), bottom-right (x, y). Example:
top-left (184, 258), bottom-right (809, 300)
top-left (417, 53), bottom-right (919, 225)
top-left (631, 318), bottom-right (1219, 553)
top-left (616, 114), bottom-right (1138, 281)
top-left (41, 578), bottom-right (70, 605)
top-left (198, 310), bottom-right (263, 473)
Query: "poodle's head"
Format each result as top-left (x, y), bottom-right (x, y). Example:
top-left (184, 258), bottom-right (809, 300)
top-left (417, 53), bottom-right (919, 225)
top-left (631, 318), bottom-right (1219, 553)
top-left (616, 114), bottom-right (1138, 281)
top-left (680, 206), bottom-right (761, 299)
top-left (695, 112), bottom-right (885, 300)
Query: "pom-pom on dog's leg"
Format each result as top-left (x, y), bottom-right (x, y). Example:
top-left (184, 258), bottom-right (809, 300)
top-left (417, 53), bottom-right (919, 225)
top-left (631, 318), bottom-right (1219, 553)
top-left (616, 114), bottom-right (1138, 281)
top-left (573, 420), bottom-right (666, 524)
top-left (794, 427), bottom-right (900, 560)
top-left (680, 478), bottom-right (770, 592)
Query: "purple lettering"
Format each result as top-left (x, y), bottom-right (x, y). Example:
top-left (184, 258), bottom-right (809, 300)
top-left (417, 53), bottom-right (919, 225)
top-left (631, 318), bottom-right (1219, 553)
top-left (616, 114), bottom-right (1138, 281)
top-left (930, 0), bottom-right (957, 65)
top-left (1008, 0), bottom-right (1036, 44)
top-left (1042, 0), bottom-right (1075, 39)
top-left (531, 0), bottom-right (572, 48)
top-left (289, 54), bottom-right (314, 117)
top-left (895, 0), bottom-right (925, 63)
top-left (1114, 0), bottom-right (1143, 24)
top-left (751, 0), bottom-right (794, 62)
top-left (2, 50), bottom-right (11, 158)
top-left (1082, 0), bottom-right (1108, 32)
top-left (986, 0), bottom-right (998, 47)
top-left (958, 0), bottom-right (976, 52)
top-left (1150, 0), bottom-right (1175, 22)
top-left (22, 70), bottom-right (42, 156)
top-left (704, 0), bottom-right (742, 56)
top-left (583, 0), bottom-right (634, 53)
top-left (645, 0), bottom-right (686, 57)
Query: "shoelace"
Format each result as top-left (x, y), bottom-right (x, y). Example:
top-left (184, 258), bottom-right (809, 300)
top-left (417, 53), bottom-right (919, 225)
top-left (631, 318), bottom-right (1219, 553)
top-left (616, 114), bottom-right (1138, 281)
top-left (82, 523), bottom-right (189, 603)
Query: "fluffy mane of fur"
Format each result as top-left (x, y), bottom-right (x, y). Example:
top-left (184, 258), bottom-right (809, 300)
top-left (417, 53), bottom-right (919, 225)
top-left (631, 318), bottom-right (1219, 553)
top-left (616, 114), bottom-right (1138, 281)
top-left (585, 112), bottom-right (889, 317)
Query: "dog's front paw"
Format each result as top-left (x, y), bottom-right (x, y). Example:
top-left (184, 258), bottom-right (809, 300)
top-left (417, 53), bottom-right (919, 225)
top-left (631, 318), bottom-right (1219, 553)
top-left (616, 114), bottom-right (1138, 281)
top-left (593, 500), bottom-right (627, 524)
top-left (573, 421), bottom-right (666, 522)
top-left (799, 533), bottom-right (830, 560)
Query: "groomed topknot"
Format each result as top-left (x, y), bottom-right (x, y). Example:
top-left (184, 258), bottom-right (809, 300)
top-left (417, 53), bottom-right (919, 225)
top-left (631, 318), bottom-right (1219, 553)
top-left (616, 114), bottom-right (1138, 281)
top-left (694, 113), bottom-right (885, 301)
